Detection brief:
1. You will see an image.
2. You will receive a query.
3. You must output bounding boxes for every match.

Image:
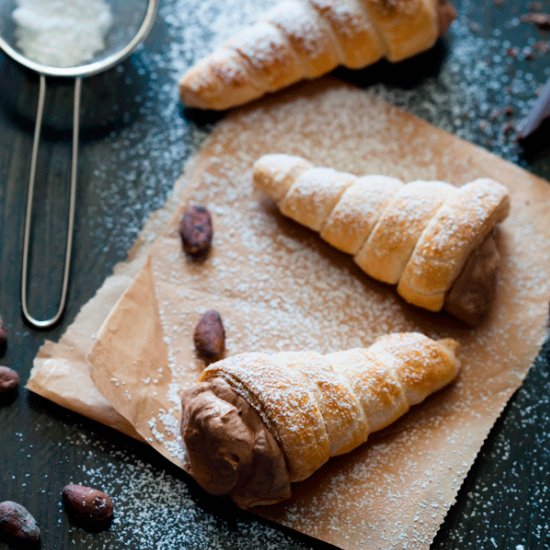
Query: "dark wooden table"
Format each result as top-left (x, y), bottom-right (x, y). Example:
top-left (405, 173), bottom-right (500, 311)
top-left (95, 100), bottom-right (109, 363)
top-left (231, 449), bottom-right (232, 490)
top-left (1, 1), bottom-right (549, 548)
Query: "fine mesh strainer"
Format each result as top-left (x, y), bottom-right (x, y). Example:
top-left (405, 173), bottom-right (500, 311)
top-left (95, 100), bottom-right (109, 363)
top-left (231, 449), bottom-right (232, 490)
top-left (0, 0), bottom-right (158, 328)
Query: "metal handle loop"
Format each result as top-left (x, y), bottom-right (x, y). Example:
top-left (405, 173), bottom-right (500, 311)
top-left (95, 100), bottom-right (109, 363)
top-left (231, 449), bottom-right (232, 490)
top-left (21, 76), bottom-right (81, 329)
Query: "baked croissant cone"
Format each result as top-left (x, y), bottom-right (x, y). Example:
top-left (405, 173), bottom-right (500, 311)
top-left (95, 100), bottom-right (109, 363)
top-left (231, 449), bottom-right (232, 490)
top-left (253, 154), bottom-right (511, 325)
top-left (180, 0), bottom-right (457, 110)
top-left (181, 332), bottom-right (460, 507)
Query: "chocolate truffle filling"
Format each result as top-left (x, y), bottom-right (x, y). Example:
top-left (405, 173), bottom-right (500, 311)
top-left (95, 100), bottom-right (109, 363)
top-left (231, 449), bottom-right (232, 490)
top-left (181, 377), bottom-right (290, 508)
top-left (444, 231), bottom-right (500, 325)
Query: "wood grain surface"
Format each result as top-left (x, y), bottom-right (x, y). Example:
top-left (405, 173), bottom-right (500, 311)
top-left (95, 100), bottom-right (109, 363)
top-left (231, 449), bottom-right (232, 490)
top-left (0, 1), bottom-right (549, 548)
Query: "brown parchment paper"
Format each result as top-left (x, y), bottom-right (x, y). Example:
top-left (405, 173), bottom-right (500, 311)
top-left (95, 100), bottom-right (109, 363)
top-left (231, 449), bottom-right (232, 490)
top-left (34, 80), bottom-right (550, 549)
top-left (27, 260), bottom-right (142, 439)
top-left (26, 170), bottom-right (196, 440)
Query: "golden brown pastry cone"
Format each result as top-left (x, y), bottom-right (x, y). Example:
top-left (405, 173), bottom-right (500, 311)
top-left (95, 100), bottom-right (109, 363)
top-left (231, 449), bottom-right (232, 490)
top-left (179, 0), bottom-right (456, 110)
top-left (253, 153), bottom-right (510, 321)
top-left (181, 333), bottom-right (460, 506)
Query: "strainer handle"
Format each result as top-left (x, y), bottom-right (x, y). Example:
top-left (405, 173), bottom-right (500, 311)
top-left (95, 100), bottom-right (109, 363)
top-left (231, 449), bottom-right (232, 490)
top-left (21, 76), bottom-right (81, 329)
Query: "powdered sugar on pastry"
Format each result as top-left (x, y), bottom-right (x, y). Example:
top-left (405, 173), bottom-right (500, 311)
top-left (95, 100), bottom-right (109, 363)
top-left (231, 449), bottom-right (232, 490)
top-left (253, 153), bottom-right (510, 320)
top-left (179, 0), bottom-right (455, 109)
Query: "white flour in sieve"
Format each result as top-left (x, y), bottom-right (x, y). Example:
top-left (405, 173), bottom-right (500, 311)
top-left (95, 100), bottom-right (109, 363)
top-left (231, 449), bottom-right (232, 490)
top-left (12, 0), bottom-right (113, 67)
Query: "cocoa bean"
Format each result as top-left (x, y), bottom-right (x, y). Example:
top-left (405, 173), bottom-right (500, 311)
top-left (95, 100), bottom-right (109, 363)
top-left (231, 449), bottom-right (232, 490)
top-left (62, 484), bottom-right (113, 530)
top-left (179, 205), bottom-right (213, 257)
top-left (0, 501), bottom-right (40, 547)
top-left (0, 366), bottom-right (19, 395)
top-left (194, 310), bottom-right (225, 364)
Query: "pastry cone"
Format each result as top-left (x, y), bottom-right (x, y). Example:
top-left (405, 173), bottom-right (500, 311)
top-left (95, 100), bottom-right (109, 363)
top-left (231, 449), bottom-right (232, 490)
top-left (180, 0), bottom-right (457, 110)
top-left (253, 154), bottom-right (510, 324)
top-left (181, 332), bottom-right (460, 507)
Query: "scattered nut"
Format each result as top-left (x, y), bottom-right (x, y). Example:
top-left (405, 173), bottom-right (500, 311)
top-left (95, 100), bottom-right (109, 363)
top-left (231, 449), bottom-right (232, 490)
top-left (194, 310), bottom-right (225, 364)
top-left (0, 501), bottom-right (40, 547)
top-left (62, 484), bottom-right (113, 529)
top-left (0, 366), bottom-right (19, 395)
top-left (179, 205), bottom-right (213, 257)
top-left (0, 318), bottom-right (7, 358)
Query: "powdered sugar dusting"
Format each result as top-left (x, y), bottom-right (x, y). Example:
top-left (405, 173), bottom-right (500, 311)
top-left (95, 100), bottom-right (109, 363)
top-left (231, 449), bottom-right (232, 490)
top-left (267, 1), bottom-right (330, 62)
top-left (64, 432), bottom-right (311, 549)
top-left (323, 174), bottom-right (403, 253)
top-left (91, 79), bottom-right (550, 549)
top-left (355, 179), bottom-right (454, 282)
top-left (280, 166), bottom-right (353, 231)
top-left (1, 0), bottom-right (546, 548)
top-left (12, 0), bottom-right (113, 68)
top-left (204, 333), bottom-right (459, 474)
top-left (259, 154), bottom-right (510, 309)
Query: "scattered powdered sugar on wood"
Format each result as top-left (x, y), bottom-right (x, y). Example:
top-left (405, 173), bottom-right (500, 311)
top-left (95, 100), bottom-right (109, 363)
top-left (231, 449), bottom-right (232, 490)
top-left (362, 7), bottom-right (549, 167)
top-left (66, 432), bottom-right (313, 549)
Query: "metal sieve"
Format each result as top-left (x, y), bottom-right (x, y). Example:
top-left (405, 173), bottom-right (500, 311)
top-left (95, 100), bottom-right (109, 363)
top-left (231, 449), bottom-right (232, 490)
top-left (0, 0), bottom-right (158, 328)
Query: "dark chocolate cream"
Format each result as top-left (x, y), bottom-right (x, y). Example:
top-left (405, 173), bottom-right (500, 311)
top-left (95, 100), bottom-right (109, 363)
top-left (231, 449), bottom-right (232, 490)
top-left (445, 231), bottom-right (500, 326)
top-left (181, 377), bottom-right (290, 508)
